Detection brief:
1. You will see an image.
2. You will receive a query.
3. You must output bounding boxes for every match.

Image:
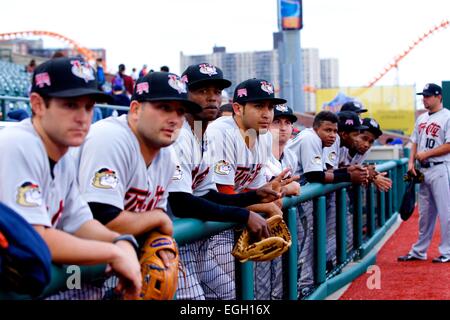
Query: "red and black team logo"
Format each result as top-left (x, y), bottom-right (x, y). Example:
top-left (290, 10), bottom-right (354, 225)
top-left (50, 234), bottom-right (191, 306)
top-left (125, 186), bottom-right (165, 212)
top-left (235, 164), bottom-right (263, 188)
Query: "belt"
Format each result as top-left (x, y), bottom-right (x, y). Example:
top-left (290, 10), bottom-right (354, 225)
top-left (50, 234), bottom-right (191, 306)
top-left (419, 161), bottom-right (444, 168)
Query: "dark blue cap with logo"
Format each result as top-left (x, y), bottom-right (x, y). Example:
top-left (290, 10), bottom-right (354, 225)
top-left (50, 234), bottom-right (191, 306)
top-left (416, 83), bottom-right (442, 96)
top-left (233, 78), bottom-right (287, 105)
top-left (31, 57), bottom-right (112, 103)
top-left (274, 104), bottom-right (297, 123)
top-left (337, 111), bottom-right (368, 132)
top-left (362, 117), bottom-right (383, 138)
top-left (181, 63), bottom-right (231, 90)
top-left (340, 101), bottom-right (368, 113)
top-left (131, 71), bottom-right (202, 114)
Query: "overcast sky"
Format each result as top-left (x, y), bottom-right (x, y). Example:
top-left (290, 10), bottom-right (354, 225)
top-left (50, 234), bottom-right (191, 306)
top-left (1, 0), bottom-right (449, 91)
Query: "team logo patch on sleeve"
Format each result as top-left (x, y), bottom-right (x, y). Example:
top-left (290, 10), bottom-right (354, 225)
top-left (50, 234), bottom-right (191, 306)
top-left (16, 182), bottom-right (43, 207)
top-left (312, 156), bottom-right (322, 165)
top-left (92, 168), bottom-right (119, 189)
top-left (172, 165), bottom-right (183, 180)
top-left (328, 151), bottom-right (337, 162)
top-left (214, 160), bottom-right (231, 175)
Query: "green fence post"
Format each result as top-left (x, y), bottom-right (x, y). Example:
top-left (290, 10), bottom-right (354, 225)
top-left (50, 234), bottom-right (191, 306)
top-left (387, 170), bottom-right (394, 218)
top-left (378, 191), bottom-right (386, 227)
top-left (391, 168), bottom-right (398, 212)
top-left (237, 262), bottom-right (254, 300)
top-left (336, 188), bottom-right (347, 265)
top-left (367, 184), bottom-right (376, 237)
top-left (286, 207), bottom-right (298, 300)
top-left (353, 185), bottom-right (363, 254)
top-left (314, 196), bottom-right (327, 285)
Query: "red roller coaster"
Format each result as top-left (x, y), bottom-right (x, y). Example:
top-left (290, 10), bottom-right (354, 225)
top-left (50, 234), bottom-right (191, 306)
top-left (366, 19), bottom-right (449, 88)
top-left (0, 30), bottom-right (99, 64)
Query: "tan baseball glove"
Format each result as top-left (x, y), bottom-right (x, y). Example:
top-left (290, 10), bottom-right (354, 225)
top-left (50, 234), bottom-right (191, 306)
top-left (136, 231), bottom-right (179, 300)
top-left (232, 215), bottom-right (292, 263)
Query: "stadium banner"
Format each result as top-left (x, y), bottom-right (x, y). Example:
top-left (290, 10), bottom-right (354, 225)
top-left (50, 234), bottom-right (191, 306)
top-left (316, 85), bottom-right (416, 135)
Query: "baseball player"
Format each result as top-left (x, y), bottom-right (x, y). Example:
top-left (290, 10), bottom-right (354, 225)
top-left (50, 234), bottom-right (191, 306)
top-left (266, 104), bottom-right (300, 187)
top-left (398, 83), bottom-right (450, 263)
top-left (169, 66), bottom-right (291, 300)
top-left (73, 71), bottom-right (201, 298)
top-left (351, 117), bottom-right (393, 192)
top-left (264, 104), bottom-right (301, 299)
top-left (205, 78), bottom-right (288, 300)
top-left (0, 57), bottom-right (142, 299)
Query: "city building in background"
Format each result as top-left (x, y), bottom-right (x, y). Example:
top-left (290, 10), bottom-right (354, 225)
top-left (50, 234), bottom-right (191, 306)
top-left (180, 41), bottom-right (339, 111)
top-left (180, 46), bottom-right (280, 100)
top-left (320, 58), bottom-right (339, 89)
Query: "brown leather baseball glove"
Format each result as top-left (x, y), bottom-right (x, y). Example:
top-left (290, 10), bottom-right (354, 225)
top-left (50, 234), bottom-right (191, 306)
top-left (136, 231), bottom-right (179, 300)
top-left (232, 215), bottom-right (292, 263)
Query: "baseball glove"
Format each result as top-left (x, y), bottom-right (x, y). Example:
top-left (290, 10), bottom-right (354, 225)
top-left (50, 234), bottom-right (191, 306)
top-left (232, 215), bottom-right (292, 263)
top-left (403, 169), bottom-right (424, 184)
top-left (136, 232), bottom-right (179, 300)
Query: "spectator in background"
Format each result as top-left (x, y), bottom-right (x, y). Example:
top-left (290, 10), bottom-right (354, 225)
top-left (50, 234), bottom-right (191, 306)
top-left (95, 58), bottom-right (106, 91)
top-left (111, 64), bottom-right (134, 97)
top-left (139, 64), bottom-right (148, 78)
top-left (160, 65), bottom-right (169, 72)
top-left (7, 109), bottom-right (30, 122)
top-left (108, 84), bottom-right (131, 117)
top-left (26, 59), bottom-right (36, 73)
top-left (131, 68), bottom-right (139, 81)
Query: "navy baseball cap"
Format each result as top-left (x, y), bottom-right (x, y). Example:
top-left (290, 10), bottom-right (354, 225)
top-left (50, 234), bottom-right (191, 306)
top-left (233, 78), bottom-right (287, 105)
top-left (131, 72), bottom-right (202, 114)
top-left (274, 104), bottom-right (297, 123)
top-left (340, 101), bottom-right (368, 113)
top-left (337, 111), bottom-right (368, 132)
top-left (416, 83), bottom-right (442, 96)
top-left (31, 57), bottom-right (112, 103)
top-left (181, 63), bottom-right (231, 90)
top-left (361, 117), bottom-right (383, 139)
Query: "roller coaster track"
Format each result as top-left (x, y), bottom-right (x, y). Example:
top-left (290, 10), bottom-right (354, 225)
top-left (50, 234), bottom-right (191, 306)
top-left (304, 20), bottom-right (449, 96)
top-left (366, 19), bottom-right (449, 88)
top-left (0, 30), bottom-right (98, 63)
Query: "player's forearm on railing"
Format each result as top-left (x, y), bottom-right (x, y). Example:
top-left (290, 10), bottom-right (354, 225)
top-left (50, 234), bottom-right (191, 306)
top-left (34, 225), bottom-right (123, 265)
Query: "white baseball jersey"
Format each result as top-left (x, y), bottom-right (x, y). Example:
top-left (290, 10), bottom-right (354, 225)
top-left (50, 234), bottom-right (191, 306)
top-left (167, 120), bottom-right (216, 197)
top-left (322, 135), bottom-right (341, 169)
top-left (265, 147), bottom-right (297, 182)
top-left (0, 119), bottom-right (92, 234)
top-left (338, 146), bottom-right (369, 166)
top-left (411, 108), bottom-right (450, 162)
top-left (75, 115), bottom-right (177, 212)
top-left (285, 128), bottom-right (326, 179)
top-left (205, 116), bottom-right (272, 192)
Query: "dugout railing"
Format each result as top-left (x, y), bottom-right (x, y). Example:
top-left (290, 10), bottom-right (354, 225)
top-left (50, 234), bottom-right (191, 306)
top-left (0, 157), bottom-right (408, 300)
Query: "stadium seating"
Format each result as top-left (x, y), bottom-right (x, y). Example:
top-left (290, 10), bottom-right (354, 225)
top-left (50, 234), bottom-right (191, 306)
top-left (0, 60), bottom-right (32, 118)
